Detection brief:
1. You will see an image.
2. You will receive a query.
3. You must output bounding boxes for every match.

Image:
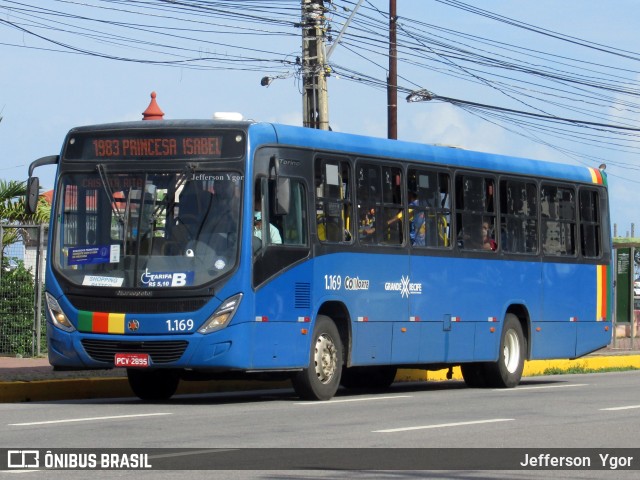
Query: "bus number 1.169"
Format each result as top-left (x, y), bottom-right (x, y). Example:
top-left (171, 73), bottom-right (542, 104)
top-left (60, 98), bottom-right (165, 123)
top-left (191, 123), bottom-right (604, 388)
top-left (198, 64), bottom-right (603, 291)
top-left (166, 319), bottom-right (194, 332)
top-left (324, 275), bottom-right (342, 291)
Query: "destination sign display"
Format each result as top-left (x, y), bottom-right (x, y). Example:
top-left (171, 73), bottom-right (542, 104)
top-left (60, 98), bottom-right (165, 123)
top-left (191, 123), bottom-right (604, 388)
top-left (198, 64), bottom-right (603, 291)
top-left (91, 136), bottom-right (222, 158)
top-left (63, 129), bottom-right (245, 161)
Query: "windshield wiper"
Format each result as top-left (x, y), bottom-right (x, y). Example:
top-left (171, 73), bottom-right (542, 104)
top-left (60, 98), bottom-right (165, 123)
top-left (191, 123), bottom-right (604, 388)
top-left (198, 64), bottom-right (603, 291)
top-left (97, 164), bottom-right (125, 227)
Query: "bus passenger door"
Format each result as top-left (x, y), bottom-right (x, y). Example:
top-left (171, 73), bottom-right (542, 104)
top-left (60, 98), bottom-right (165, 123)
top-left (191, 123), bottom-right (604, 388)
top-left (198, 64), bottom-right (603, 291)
top-left (252, 176), bottom-right (311, 368)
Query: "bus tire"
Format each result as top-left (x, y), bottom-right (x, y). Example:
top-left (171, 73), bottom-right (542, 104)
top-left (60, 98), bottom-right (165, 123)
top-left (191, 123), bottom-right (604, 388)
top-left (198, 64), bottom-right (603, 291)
top-left (292, 315), bottom-right (343, 400)
top-left (461, 363), bottom-right (488, 388)
top-left (484, 314), bottom-right (525, 388)
top-left (341, 366), bottom-right (397, 390)
top-left (127, 369), bottom-right (180, 401)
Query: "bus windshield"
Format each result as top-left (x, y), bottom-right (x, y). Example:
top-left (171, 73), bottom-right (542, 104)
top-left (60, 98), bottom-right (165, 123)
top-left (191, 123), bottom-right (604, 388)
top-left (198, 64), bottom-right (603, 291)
top-left (52, 169), bottom-right (240, 289)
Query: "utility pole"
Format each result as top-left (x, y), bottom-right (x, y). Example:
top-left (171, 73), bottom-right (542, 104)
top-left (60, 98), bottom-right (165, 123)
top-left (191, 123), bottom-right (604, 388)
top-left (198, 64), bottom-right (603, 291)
top-left (387, 0), bottom-right (397, 139)
top-left (301, 0), bottom-right (330, 130)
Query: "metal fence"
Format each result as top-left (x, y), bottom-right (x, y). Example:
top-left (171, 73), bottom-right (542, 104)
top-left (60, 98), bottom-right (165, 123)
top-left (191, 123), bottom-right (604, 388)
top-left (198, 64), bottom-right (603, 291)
top-left (0, 224), bottom-right (47, 357)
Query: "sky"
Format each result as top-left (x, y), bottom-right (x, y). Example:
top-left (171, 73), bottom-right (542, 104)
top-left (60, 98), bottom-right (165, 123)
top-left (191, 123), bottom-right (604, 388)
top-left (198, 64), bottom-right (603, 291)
top-left (1, 0), bottom-right (639, 237)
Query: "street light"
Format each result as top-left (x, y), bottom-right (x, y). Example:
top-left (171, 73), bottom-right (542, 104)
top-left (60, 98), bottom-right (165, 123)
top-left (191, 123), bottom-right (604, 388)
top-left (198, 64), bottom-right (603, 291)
top-left (406, 89), bottom-right (434, 103)
top-left (260, 73), bottom-right (291, 87)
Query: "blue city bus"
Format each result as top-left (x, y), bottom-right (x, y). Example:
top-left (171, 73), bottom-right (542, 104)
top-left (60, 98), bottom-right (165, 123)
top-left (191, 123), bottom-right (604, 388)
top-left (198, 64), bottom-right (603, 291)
top-left (26, 117), bottom-right (612, 401)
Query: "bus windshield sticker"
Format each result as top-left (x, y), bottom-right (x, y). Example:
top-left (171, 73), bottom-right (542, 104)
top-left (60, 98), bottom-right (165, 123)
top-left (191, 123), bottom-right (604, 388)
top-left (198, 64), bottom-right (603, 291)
top-left (326, 164), bottom-right (339, 185)
top-left (82, 275), bottom-right (125, 287)
top-left (140, 269), bottom-right (195, 288)
top-left (109, 245), bottom-right (120, 263)
top-left (68, 246), bottom-right (111, 265)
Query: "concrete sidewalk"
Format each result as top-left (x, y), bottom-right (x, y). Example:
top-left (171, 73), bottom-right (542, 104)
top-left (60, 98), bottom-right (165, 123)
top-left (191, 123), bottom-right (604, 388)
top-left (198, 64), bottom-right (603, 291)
top-left (1, 345), bottom-right (640, 403)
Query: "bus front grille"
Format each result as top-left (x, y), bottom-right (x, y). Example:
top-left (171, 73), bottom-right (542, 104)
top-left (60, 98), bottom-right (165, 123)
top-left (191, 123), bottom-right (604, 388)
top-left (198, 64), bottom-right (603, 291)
top-left (68, 295), bottom-right (208, 314)
top-left (81, 339), bottom-right (188, 364)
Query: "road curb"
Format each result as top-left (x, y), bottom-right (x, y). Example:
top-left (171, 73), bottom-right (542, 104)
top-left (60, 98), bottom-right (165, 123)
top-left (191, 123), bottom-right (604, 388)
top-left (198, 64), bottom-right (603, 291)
top-left (397, 354), bottom-right (640, 382)
top-left (1, 355), bottom-right (639, 403)
top-left (0, 377), bottom-right (293, 403)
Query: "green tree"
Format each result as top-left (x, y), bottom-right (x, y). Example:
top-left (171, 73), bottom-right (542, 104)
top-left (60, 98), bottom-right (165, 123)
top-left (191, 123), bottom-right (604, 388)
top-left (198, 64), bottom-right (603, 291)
top-left (0, 179), bottom-right (50, 246)
top-left (0, 259), bottom-right (37, 355)
top-left (0, 179), bottom-right (50, 356)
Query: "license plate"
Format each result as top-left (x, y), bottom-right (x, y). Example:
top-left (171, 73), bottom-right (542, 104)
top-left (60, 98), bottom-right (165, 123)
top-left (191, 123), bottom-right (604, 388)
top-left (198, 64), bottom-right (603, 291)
top-left (114, 353), bottom-right (150, 368)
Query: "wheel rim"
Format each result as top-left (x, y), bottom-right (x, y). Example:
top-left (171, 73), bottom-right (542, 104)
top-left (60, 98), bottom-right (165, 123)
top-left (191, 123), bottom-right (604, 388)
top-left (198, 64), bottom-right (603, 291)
top-left (503, 329), bottom-right (521, 374)
top-left (314, 333), bottom-right (338, 384)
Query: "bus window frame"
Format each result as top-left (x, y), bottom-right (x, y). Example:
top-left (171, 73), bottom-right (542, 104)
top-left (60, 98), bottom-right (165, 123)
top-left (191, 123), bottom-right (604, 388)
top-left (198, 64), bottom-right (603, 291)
top-left (406, 165), bottom-right (453, 250)
top-left (354, 158), bottom-right (405, 247)
top-left (454, 170), bottom-right (498, 253)
top-left (540, 181), bottom-right (578, 259)
top-left (498, 175), bottom-right (539, 256)
top-left (578, 185), bottom-right (605, 261)
top-left (314, 155), bottom-right (354, 245)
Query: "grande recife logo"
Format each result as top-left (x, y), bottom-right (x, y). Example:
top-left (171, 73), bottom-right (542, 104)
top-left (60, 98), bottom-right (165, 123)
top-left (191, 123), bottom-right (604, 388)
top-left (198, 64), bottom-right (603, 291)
top-left (384, 275), bottom-right (422, 298)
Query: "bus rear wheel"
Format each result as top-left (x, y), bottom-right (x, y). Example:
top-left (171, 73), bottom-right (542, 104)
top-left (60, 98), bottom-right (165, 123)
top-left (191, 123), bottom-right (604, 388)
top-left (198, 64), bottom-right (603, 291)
top-left (127, 369), bottom-right (180, 401)
top-left (292, 315), bottom-right (343, 401)
top-left (484, 314), bottom-right (525, 388)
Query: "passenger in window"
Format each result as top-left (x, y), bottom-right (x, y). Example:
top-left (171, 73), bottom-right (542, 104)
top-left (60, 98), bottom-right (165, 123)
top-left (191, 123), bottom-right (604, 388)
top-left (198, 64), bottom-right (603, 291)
top-left (408, 191), bottom-right (426, 246)
top-left (254, 198), bottom-right (282, 245)
top-left (483, 221), bottom-right (497, 251)
top-left (358, 207), bottom-right (376, 239)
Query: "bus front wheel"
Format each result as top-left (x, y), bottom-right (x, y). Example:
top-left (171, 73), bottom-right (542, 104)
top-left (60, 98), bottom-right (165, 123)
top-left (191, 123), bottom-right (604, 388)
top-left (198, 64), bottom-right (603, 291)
top-left (484, 314), bottom-right (526, 388)
top-left (292, 315), bottom-right (343, 400)
top-left (127, 369), bottom-right (180, 401)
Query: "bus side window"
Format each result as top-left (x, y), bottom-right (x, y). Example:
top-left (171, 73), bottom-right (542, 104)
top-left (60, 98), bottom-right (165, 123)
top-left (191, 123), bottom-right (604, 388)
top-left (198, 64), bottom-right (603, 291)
top-left (541, 184), bottom-right (576, 256)
top-left (315, 159), bottom-right (352, 243)
top-left (381, 166), bottom-right (403, 245)
top-left (579, 188), bottom-right (601, 258)
top-left (253, 179), bottom-right (282, 250)
top-left (456, 174), bottom-right (496, 251)
top-left (355, 163), bottom-right (403, 246)
top-left (279, 179), bottom-right (307, 246)
top-left (408, 169), bottom-right (451, 248)
top-left (357, 164), bottom-right (379, 244)
top-left (500, 179), bottom-right (538, 254)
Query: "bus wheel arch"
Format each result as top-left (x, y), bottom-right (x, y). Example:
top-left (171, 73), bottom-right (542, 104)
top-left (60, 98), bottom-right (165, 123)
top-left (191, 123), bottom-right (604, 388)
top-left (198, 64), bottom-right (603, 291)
top-left (292, 314), bottom-right (344, 400)
top-left (316, 301), bottom-right (351, 366)
top-left (484, 311), bottom-right (527, 388)
top-left (505, 304), bottom-right (531, 361)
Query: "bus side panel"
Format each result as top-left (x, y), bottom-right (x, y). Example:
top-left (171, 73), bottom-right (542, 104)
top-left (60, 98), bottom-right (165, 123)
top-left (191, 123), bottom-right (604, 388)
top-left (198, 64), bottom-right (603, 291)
top-left (252, 259), bottom-right (315, 369)
top-left (531, 322), bottom-right (577, 359)
top-left (352, 322), bottom-right (393, 365)
top-left (391, 322), bottom-right (421, 363)
top-left (473, 323), bottom-right (501, 361)
top-left (442, 323), bottom-right (475, 362)
top-left (416, 324), bottom-right (477, 363)
top-left (575, 323), bottom-right (611, 358)
top-left (411, 257), bottom-right (540, 363)
top-left (540, 263), bottom-right (602, 358)
top-left (314, 252), bottom-right (409, 367)
top-left (250, 322), bottom-right (307, 369)
top-left (418, 323), bottom-right (446, 363)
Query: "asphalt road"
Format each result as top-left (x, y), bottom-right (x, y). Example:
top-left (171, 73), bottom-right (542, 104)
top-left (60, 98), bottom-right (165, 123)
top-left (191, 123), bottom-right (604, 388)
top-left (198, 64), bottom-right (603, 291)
top-left (1, 371), bottom-right (640, 479)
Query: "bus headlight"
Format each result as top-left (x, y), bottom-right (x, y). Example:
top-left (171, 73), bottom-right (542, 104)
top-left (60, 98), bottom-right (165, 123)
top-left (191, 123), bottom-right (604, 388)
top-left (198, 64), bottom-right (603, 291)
top-left (198, 293), bottom-right (242, 334)
top-left (45, 292), bottom-right (76, 332)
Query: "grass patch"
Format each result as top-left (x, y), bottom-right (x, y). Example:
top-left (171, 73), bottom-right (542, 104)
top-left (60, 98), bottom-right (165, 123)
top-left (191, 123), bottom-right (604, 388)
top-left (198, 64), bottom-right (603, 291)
top-left (540, 365), bottom-right (639, 376)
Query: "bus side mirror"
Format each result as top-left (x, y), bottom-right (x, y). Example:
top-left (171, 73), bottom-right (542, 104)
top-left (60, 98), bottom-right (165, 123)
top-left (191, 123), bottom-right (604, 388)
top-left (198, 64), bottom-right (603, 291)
top-left (26, 176), bottom-right (39, 215)
top-left (274, 177), bottom-right (290, 215)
